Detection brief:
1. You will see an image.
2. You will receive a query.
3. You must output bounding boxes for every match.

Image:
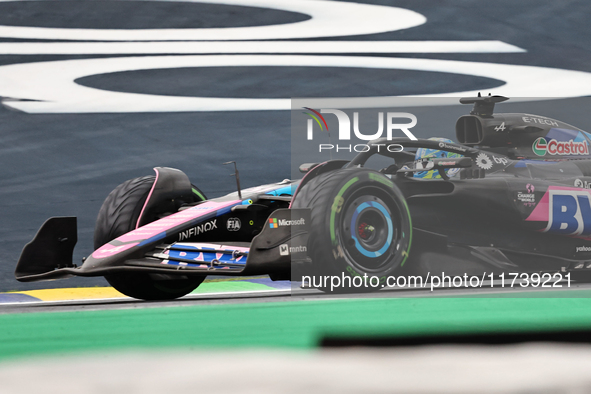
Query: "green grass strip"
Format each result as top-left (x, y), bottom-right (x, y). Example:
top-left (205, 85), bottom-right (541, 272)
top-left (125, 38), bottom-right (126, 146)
top-left (191, 281), bottom-right (276, 294)
top-left (3, 296), bottom-right (591, 361)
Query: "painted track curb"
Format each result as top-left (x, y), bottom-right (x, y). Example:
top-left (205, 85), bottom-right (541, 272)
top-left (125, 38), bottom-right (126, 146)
top-left (0, 277), bottom-right (291, 304)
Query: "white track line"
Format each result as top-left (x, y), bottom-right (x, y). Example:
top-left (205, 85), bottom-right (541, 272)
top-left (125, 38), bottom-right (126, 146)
top-left (0, 41), bottom-right (524, 55)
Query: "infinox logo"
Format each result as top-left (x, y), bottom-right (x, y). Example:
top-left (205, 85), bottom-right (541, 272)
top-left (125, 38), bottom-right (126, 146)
top-left (179, 219), bottom-right (217, 240)
top-left (303, 107), bottom-right (417, 153)
top-left (532, 137), bottom-right (589, 156)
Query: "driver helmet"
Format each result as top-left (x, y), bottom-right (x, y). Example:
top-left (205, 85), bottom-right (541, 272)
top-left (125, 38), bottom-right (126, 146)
top-left (414, 137), bottom-right (462, 179)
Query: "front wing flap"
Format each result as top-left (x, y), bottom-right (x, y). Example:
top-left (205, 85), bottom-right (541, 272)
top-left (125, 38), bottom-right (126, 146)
top-left (15, 209), bottom-right (311, 281)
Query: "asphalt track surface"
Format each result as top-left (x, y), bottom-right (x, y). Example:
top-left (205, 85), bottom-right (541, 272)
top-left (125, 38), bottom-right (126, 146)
top-left (6, 281), bottom-right (591, 315)
top-left (1, 0), bottom-right (591, 294)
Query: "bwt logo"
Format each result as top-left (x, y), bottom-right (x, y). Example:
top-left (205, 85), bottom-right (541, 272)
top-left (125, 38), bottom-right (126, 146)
top-left (545, 190), bottom-right (591, 236)
top-left (304, 108), bottom-right (418, 141)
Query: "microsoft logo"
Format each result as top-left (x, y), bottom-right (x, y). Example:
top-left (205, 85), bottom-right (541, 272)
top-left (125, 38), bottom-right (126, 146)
top-left (269, 218), bottom-right (278, 228)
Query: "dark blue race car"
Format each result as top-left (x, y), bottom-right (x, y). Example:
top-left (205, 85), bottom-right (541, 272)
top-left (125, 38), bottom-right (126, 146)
top-left (16, 96), bottom-right (591, 299)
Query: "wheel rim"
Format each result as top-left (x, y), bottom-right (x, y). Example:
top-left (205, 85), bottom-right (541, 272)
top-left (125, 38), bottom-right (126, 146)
top-left (340, 187), bottom-right (402, 272)
top-left (351, 201), bottom-right (393, 256)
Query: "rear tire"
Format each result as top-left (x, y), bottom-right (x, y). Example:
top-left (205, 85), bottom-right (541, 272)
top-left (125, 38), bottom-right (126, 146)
top-left (292, 168), bottom-right (412, 292)
top-left (94, 175), bottom-right (207, 300)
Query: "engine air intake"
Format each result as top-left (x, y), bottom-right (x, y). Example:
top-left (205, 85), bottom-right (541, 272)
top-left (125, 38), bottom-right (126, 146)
top-left (456, 115), bottom-right (483, 145)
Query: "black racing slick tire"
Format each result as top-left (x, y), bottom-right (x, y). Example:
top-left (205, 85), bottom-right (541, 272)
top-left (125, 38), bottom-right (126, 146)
top-left (94, 175), bottom-right (207, 300)
top-left (291, 168), bottom-right (412, 292)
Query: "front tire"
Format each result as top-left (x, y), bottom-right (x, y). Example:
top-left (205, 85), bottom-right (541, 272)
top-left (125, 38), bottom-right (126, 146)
top-left (94, 175), bottom-right (206, 300)
top-left (292, 168), bottom-right (412, 292)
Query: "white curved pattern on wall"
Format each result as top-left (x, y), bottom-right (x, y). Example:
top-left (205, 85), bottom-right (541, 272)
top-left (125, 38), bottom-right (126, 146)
top-left (0, 0), bottom-right (426, 40)
top-left (2, 55), bottom-right (591, 113)
top-left (0, 0), bottom-right (588, 113)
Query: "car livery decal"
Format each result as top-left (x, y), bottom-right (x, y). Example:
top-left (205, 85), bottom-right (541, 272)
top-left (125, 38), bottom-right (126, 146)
top-left (92, 200), bottom-right (240, 258)
top-left (532, 128), bottom-right (590, 157)
top-left (266, 184), bottom-right (295, 196)
top-left (92, 242), bottom-right (140, 259)
top-left (166, 243), bottom-right (249, 266)
top-left (526, 186), bottom-right (591, 238)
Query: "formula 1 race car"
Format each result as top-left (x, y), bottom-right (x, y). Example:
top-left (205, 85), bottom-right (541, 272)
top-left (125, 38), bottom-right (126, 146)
top-left (16, 96), bottom-right (591, 299)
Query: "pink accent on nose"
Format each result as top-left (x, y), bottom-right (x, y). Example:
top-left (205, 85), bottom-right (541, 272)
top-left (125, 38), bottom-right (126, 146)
top-left (526, 186), bottom-right (585, 222)
top-left (136, 168), bottom-right (160, 229)
top-left (92, 242), bottom-right (139, 259)
top-left (118, 200), bottom-right (240, 243)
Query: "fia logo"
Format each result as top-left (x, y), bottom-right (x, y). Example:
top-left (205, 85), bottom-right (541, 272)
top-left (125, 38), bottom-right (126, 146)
top-left (227, 217), bottom-right (241, 231)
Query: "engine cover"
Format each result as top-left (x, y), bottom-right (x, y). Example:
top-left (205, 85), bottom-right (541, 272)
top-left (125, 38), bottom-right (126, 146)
top-left (456, 113), bottom-right (591, 160)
